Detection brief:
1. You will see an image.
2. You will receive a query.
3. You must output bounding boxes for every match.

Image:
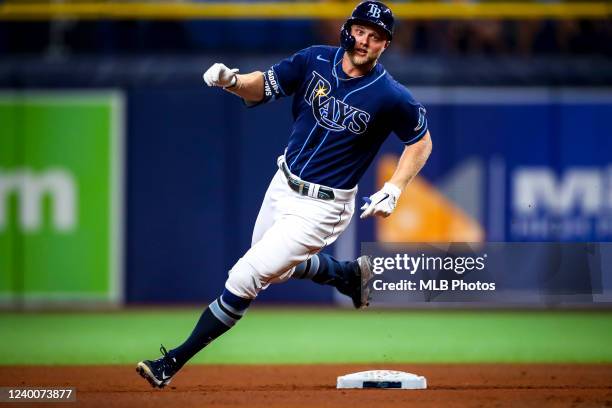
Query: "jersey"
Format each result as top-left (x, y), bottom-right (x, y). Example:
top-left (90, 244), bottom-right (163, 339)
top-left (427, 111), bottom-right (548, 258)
top-left (253, 45), bottom-right (428, 190)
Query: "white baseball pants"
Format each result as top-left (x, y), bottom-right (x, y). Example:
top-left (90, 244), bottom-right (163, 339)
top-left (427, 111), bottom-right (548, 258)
top-left (225, 156), bottom-right (357, 299)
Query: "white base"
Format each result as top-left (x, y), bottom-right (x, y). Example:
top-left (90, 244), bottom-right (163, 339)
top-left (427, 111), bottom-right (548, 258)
top-left (337, 370), bottom-right (427, 390)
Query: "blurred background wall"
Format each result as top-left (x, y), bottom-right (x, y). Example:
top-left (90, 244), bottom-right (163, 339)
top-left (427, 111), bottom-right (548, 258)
top-left (0, 0), bottom-right (611, 307)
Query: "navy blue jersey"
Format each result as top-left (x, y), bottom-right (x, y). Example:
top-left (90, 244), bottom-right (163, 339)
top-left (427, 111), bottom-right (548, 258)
top-left (256, 45), bottom-right (428, 190)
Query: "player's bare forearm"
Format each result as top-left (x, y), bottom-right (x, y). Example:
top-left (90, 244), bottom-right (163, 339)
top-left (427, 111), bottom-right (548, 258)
top-left (388, 131), bottom-right (432, 191)
top-left (224, 71), bottom-right (265, 103)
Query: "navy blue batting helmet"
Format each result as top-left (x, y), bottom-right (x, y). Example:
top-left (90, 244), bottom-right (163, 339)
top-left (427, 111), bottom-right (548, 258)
top-left (340, 1), bottom-right (395, 51)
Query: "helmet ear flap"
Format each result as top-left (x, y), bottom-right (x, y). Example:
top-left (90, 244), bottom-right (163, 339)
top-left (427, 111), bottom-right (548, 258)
top-left (340, 22), bottom-right (355, 51)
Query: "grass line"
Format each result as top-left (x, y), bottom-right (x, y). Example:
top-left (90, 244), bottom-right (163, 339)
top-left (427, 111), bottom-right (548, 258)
top-left (1, 309), bottom-right (611, 365)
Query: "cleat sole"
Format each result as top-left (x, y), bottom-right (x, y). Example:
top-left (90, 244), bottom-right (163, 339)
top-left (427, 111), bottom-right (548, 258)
top-left (136, 362), bottom-right (166, 389)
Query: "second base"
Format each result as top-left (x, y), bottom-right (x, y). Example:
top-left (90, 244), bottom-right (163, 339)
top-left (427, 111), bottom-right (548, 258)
top-left (337, 370), bottom-right (427, 390)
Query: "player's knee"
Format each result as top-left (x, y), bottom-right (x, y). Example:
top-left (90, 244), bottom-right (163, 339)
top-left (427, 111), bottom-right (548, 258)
top-left (225, 258), bottom-right (265, 299)
top-left (268, 265), bottom-right (296, 284)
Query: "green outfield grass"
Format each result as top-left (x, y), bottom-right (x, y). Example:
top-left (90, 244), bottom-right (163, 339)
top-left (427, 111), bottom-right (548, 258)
top-left (1, 309), bottom-right (611, 365)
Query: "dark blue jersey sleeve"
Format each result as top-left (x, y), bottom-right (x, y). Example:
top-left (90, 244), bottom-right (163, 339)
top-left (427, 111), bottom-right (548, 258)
top-left (392, 96), bottom-right (429, 145)
top-left (247, 47), bottom-right (312, 108)
top-left (270, 47), bottom-right (312, 97)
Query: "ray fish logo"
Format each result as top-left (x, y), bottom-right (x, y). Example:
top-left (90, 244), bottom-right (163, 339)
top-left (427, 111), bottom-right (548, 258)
top-left (304, 71), bottom-right (370, 134)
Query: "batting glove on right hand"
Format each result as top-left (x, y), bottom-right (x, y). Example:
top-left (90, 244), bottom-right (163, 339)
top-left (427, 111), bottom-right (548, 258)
top-left (203, 63), bottom-right (239, 88)
top-left (360, 182), bottom-right (402, 219)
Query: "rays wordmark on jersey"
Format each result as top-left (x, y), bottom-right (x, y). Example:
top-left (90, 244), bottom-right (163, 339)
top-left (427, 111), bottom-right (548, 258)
top-left (304, 71), bottom-right (371, 134)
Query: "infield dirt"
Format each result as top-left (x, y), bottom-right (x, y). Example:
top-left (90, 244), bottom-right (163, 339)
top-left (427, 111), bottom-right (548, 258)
top-left (1, 364), bottom-right (611, 407)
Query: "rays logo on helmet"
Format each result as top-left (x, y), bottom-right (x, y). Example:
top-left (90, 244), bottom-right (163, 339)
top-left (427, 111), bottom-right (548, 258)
top-left (304, 71), bottom-right (371, 134)
top-left (367, 4), bottom-right (381, 18)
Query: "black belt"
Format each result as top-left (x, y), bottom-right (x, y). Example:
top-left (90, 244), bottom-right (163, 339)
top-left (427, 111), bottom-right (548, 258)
top-left (280, 161), bottom-right (335, 200)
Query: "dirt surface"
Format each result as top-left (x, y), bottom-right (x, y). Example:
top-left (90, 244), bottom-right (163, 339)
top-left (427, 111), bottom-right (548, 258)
top-left (1, 364), bottom-right (611, 408)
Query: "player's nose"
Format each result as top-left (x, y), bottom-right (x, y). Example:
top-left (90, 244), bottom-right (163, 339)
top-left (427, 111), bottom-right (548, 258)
top-left (358, 36), bottom-right (369, 49)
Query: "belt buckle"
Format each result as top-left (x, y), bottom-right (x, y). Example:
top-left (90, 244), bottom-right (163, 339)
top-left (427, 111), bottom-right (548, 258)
top-left (298, 181), bottom-right (305, 195)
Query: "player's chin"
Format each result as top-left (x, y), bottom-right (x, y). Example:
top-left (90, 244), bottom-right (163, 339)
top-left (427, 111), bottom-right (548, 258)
top-left (350, 53), bottom-right (373, 67)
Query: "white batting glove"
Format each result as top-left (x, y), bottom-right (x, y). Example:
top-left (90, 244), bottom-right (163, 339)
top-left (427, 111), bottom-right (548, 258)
top-left (360, 182), bottom-right (402, 219)
top-left (203, 63), bottom-right (239, 88)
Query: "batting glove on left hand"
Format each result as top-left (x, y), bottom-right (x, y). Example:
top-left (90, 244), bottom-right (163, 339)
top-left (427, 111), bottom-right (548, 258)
top-left (360, 182), bottom-right (402, 219)
top-left (203, 63), bottom-right (239, 88)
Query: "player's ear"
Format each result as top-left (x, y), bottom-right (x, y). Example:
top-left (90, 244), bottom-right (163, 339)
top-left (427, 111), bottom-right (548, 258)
top-left (384, 40), bottom-right (390, 50)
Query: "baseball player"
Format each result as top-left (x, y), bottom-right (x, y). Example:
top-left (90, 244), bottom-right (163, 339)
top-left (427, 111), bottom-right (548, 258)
top-left (137, 0), bottom-right (432, 388)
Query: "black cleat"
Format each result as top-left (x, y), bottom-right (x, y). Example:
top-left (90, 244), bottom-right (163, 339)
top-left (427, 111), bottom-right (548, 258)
top-left (136, 345), bottom-right (179, 389)
top-left (352, 255), bottom-right (374, 309)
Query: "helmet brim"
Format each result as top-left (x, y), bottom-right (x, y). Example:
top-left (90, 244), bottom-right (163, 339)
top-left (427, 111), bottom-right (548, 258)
top-left (346, 17), bottom-right (393, 41)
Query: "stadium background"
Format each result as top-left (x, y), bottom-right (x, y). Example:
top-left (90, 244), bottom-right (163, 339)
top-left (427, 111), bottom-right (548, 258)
top-left (0, 1), bottom-right (611, 407)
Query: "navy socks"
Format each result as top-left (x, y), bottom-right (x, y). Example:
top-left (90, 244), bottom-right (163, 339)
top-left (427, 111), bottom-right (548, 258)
top-left (168, 255), bottom-right (355, 369)
top-left (169, 288), bottom-right (251, 368)
top-left (293, 253), bottom-right (358, 295)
